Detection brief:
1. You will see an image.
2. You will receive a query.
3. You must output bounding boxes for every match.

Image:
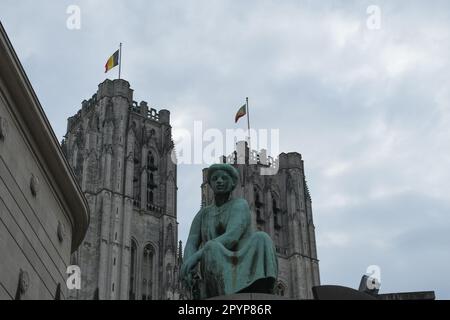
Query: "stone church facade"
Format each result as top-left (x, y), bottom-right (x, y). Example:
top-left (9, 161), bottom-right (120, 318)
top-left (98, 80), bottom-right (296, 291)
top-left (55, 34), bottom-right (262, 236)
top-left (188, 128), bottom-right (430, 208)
top-left (201, 142), bottom-right (320, 299)
top-left (61, 78), bottom-right (318, 300)
top-left (62, 79), bottom-right (181, 300)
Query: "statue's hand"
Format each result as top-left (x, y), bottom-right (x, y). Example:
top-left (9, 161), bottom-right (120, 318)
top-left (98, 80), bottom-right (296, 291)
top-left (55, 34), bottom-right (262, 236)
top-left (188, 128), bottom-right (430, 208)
top-left (181, 254), bottom-right (199, 288)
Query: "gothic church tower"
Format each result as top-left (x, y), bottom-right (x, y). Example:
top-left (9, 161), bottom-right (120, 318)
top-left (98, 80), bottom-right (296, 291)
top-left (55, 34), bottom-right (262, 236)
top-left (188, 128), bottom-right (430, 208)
top-left (201, 142), bottom-right (320, 299)
top-left (62, 79), bottom-right (181, 300)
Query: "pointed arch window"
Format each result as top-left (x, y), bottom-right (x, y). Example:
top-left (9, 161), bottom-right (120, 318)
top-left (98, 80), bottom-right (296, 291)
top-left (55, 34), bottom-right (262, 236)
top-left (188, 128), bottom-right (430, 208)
top-left (254, 188), bottom-right (263, 208)
top-left (166, 224), bottom-right (174, 252)
top-left (132, 145), bottom-right (141, 207)
top-left (254, 188), bottom-right (265, 224)
top-left (147, 152), bottom-right (157, 171)
top-left (147, 190), bottom-right (153, 204)
top-left (142, 244), bottom-right (154, 300)
top-left (146, 151), bottom-right (157, 210)
top-left (129, 240), bottom-right (138, 300)
top-left (273, 197), bottom-right (281, 229)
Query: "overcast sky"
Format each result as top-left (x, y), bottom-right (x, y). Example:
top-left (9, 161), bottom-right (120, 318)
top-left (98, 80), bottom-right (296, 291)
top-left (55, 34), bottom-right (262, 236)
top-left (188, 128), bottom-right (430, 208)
top-left (1, 0), bottom-right (449, 299)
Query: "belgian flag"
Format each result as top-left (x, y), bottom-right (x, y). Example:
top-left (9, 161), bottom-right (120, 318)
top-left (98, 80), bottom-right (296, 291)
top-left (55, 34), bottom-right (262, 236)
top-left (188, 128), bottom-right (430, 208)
top-left (105, 49), bottom-right (119, 73)
top-left (234, 104), bottom-right (247, 123)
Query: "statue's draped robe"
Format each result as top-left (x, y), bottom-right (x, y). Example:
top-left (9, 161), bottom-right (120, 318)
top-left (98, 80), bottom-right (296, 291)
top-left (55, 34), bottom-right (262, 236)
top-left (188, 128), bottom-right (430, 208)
top-left (197, 198), bottom-right (278, 298)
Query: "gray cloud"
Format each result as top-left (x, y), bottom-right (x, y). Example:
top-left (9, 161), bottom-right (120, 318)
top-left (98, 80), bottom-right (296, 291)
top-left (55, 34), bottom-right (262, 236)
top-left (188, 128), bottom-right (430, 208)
top-left (1, 0), bottom-right (449, 298)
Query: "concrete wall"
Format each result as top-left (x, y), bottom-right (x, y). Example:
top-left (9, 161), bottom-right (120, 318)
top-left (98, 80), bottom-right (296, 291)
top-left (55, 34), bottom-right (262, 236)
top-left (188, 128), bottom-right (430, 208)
top-left (0, 22), bottom-right (89, 300)
top-left (0, 74), bottom-right (76, 300)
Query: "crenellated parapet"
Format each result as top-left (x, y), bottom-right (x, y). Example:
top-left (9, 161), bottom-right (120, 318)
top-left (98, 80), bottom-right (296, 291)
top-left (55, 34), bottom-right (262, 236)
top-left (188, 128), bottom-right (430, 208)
top-left (278, 152), bottom-right (302, 170)
top-left (130, 100), bottom-right (171, 125)
top-left (222, 141), bottom-right (279, 172)
top-left (67, 79), bottom-right (171, 136)
top-left (97, 79), bottom-right (133, 102)
top-left (66, 97), bottom-right (96, 133)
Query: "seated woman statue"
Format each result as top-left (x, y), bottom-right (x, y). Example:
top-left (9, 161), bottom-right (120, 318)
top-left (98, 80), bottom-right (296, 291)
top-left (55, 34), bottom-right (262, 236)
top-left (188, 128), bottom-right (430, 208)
top-left (181, 163), bottom-right (278, 299)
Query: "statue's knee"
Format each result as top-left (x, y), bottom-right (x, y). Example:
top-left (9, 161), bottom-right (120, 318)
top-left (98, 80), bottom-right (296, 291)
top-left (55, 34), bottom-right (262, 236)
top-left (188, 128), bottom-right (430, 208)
top-left (204, 240), bottom-right (220, 252)
top-left (254, 231), bottom-right (272, 243)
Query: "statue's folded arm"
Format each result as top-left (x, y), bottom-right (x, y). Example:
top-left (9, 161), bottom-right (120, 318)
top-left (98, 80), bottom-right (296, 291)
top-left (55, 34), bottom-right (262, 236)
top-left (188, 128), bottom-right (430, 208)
top-left (213, 199), bottom-right (251, 251)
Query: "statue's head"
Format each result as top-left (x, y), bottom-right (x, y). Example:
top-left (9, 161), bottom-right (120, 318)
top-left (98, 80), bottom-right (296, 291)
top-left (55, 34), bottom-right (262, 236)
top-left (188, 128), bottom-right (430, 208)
top-left (207, 164), bottom-right (239, 195)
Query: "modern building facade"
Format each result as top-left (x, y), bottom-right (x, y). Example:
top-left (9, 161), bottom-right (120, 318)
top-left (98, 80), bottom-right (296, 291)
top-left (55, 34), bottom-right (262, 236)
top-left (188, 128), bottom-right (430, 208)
top-left (201, 142), bottom-right (320, 299)
top-left (0, 22), bottom-right (89, 300)
top-left (62, 79), bottom-right (181, 300)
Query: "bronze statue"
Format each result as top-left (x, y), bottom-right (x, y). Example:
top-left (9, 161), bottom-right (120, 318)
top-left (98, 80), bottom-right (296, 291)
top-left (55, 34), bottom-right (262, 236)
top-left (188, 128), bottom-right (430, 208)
top-left (181, 163), bottom-right (278, 299)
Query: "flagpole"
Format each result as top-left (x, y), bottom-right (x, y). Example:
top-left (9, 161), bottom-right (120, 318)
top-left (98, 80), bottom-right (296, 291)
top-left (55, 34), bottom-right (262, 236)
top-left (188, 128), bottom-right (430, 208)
top-left (119, 43), bottom-right (122, 79)
top-left (246, 97), bottom-right (251, 150)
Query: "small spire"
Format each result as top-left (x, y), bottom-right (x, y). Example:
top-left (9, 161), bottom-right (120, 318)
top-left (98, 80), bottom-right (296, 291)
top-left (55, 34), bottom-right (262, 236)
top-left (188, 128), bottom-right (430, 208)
top-left (178, 240), bottom-right (183, 264)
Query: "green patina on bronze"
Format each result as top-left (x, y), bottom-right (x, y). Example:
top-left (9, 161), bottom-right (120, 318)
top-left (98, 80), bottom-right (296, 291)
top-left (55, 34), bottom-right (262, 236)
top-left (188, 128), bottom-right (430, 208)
top-left (181, 163), bottom-right (278, 299)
